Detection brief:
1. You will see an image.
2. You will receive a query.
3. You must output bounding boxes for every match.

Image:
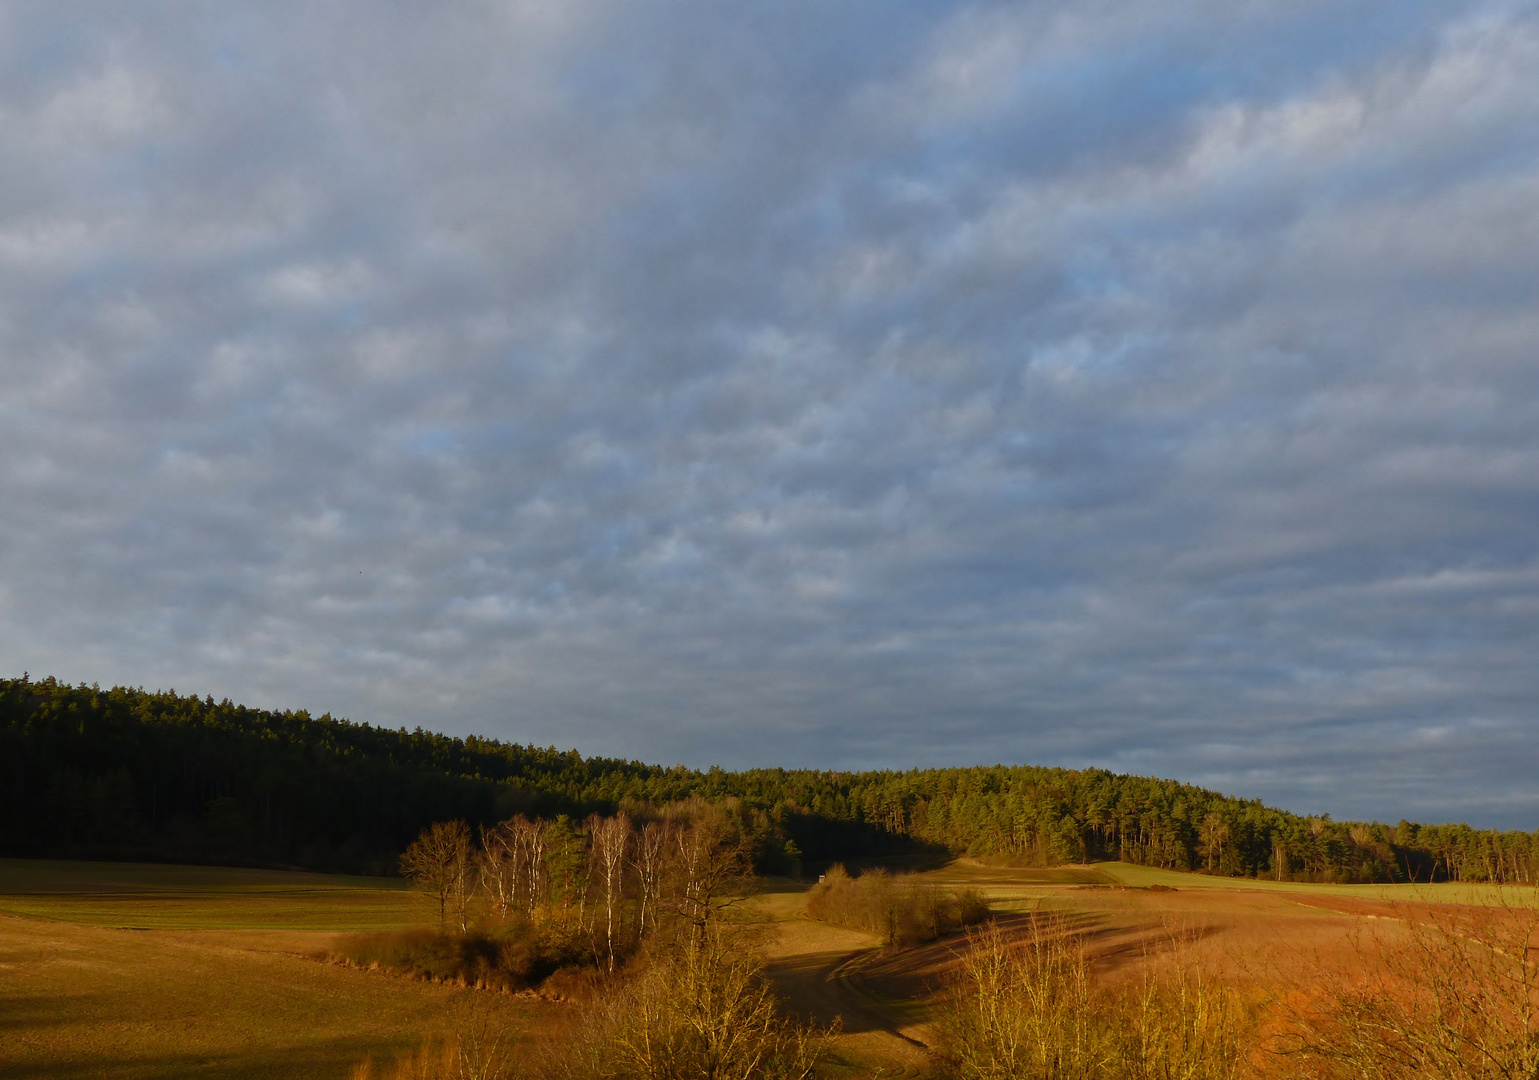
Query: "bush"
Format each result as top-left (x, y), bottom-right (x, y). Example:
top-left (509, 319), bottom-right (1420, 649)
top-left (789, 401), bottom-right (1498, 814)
top-left (329, 919), bottom-right (587, 991)
top-left (805, 864), bottom-right (988, 945)
top-left (547, 926), bottom-right (834, 1080)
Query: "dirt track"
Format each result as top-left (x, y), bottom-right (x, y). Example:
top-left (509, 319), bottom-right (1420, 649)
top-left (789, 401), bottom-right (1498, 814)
top-left (751, 863), bottom-right (1464, 1076)
top-left (756, 904), bottom-right (937, 1076)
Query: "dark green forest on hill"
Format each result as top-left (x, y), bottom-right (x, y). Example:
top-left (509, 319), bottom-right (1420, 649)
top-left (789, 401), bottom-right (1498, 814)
top-left (2, 675), bottom-right (1534, 883)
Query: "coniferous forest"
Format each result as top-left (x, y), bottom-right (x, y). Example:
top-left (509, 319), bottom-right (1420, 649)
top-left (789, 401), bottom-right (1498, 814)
top-left (3, 674), bottom-right (1535, 884)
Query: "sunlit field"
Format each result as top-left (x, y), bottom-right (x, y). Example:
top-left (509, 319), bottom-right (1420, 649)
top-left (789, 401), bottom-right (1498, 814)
top-left (758, 859), bottom-right (1539, 1076)
top-left (4, 855), bottom-right (1535, 1079)
top-left (0, 858), bottom-right (551, 1080)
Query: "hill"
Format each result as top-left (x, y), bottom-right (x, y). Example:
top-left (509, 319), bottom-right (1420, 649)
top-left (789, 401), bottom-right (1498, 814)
top-left (2, 675), bottom-right (1534, 883)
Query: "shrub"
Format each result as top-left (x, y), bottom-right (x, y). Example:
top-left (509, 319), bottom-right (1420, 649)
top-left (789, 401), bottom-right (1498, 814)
top-left (805, 864), bottom-right (988, 945)
top-left (329, 919), bottom-right (587, 991)
top-left (548, 926), bottom-right (834, 1080)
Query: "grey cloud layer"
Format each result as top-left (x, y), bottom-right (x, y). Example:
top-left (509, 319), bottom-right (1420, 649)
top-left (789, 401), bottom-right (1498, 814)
top-left (2, 0), bottom-right (1537, 826)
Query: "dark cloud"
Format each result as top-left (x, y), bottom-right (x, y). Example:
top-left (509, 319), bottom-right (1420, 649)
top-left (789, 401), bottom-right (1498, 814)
top-left (2, 0), bottom-right (1537, 826)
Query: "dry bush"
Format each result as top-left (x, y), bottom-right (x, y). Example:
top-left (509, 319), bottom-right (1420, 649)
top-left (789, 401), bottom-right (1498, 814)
top-left (329, 922), bottom-right (586, 990)
top-left (1276, 891), bottom-right (1539, 1080)
top-left (548, 925), bottom-right (834, 1080)
top-left (1109, 961), bottom-right (1246, 1080)
top-left (805, 864), bottom-right (988, 946)
top-left (937, 914), bottom-right (1247, 1080)
top-left (940, 917), bottom-right (1101, 1080)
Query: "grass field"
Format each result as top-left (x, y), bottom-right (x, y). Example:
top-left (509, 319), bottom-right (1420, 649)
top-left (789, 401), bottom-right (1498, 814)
top-left (0, 858), bottom-right (548, 1080)
top-left (0, 858), bottom-right (424, 930)
top-left (4, 855), bottom-right (1532, 1078)
top-left (760, 858), bottom-right (1539, 1074)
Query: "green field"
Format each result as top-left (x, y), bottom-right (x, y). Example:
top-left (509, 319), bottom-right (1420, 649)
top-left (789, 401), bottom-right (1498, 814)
top-left (1096, 860), bottom-right (1539, 904)
top-left (901, 858), bottom-right (1539, 915)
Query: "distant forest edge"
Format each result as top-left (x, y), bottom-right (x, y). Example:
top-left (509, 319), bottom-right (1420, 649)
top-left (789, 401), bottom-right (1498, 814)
top-left (2, 675), bottom-right (1535, 884)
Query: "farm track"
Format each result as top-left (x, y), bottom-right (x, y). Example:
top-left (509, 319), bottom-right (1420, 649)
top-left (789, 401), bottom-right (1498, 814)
top-left (766, 940), bottom-right (934, 1077)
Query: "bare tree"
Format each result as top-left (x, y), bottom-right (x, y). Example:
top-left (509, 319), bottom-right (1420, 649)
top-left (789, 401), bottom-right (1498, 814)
top-left (510, 815), bottom-right (549, 917)
top-left (668, 803), bottom-right (751, 944)
top-left (632, 819), bottom-right (671, 939)
top-left (589, 812), bottom-right (631, 972)
top-left (1279, 891), bottom-right (1539, 1079)
top-left (400, 819), bottom-right (472, 931)
top-left (478, 820), bottom-right (517, 920)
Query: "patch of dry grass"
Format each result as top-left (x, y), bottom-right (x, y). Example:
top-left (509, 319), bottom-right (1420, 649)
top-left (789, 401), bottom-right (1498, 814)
top-left (0, 859), bottom-right (556, 1080)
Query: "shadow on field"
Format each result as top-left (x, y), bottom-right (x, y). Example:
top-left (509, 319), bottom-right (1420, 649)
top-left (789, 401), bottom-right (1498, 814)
top-left (0, 1035), bottom-right (401, 1080)
top-left (767, 905), bottom-right (1227, 1046)
top-left (0, 994), bottom-right (121, 1032)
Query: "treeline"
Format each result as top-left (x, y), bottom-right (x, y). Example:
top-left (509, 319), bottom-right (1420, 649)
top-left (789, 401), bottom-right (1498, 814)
top-left (3, 675), bottom-right (1536, 883)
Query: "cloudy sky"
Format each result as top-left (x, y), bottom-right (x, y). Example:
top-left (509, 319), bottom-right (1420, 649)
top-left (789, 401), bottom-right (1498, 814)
top-left (3, 0), bottom-right (1537, 827)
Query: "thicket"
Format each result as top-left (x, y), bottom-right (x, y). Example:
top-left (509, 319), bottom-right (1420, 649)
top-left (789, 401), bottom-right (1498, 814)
top-left (5, 675), bottom-right (1536, 884)
top-left (333, 800), bottom-right (756, 989)
top-left (803, 864), bottom-right (988, 946)
top-left (547, 926), bottom-right (832, 1080)
top-left (351, 927), bottom-right (832, 1080)
top-left (348, 809), bottom-right (832, 1080)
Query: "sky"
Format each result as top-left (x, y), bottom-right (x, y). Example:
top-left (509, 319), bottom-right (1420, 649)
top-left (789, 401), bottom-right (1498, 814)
top-left (2, 1), bottom-right (1538, 828)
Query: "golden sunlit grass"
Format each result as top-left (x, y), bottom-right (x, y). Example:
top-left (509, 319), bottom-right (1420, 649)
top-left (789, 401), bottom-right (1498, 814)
top-left (5, 855), bottom-right (1532, 1080)
top-left (765, 859), bottom-right (1539, 1078)
top-left (0, 858), bottom-right (551, 1080)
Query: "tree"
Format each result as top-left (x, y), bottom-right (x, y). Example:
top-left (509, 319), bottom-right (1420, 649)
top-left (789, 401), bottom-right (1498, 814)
top-left (400, 820), bottom-right (472, 931)
top-left (669, 803), bottom-right (752, 945)
top-left (590, 812), bottom-right (631, 972)
top-left (510, 815), bottom-right (549, 916)
top-left (479, 819), bottom-right (517, 920)
top-left (632, 819), bottom-right (671, 939)
top-left (1198, 812), bottom-right (1231, 875)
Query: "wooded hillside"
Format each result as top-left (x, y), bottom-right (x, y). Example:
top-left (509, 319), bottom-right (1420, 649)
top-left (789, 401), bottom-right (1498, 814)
top-left (2, 675), bottom-right (1533, 883)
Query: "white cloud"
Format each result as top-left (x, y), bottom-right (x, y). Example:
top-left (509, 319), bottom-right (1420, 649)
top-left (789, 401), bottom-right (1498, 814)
top-left (0, 0), bottom-right (1535, 826)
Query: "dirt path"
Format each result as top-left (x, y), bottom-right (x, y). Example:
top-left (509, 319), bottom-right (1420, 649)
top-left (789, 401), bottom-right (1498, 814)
top-left (755, 905), bottom-right (935, 1077)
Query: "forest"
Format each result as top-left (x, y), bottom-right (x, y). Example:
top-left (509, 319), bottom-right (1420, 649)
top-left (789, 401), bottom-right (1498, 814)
top-left (3, 674), bottom-right (1535, 884)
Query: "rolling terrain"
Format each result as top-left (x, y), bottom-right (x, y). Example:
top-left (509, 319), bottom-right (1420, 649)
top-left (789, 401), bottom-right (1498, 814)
top-left (3, 854), bottom-right (1533, 1077)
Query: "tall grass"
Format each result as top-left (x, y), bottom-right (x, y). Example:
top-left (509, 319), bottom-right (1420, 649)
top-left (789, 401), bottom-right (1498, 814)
top-left (805, 864), bottom-right (988, 945)
top-left (350, 999), bottom-right (520, 1080)
top-left (937, 915), bottom-right (1246, 1080)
